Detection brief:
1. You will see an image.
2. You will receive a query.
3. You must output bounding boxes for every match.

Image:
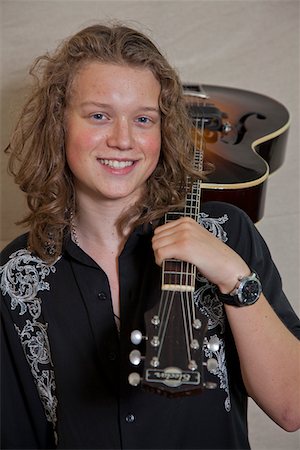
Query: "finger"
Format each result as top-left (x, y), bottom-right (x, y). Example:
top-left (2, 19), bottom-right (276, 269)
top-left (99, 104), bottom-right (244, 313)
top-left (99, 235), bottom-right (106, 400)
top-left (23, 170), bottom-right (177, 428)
top-left (153, 216), bottom-right (196, 235)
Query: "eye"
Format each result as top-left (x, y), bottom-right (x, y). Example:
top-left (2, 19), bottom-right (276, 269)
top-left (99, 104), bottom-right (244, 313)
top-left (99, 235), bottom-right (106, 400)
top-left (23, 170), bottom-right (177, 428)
top-left (90, 113), bottom-right (106, 121)
top-left (137, 116), bottom-right (151, 124)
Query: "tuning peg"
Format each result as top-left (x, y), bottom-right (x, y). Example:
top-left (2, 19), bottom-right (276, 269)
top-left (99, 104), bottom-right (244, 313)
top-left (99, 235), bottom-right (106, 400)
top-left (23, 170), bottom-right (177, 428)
top-left (204, 381), bottom-right (218, 389)
top-left (188, 359), bottom-right (198, 370)
top-left (150, 336), bottom-right (160, 347)
top-left (204, 357), bottom-right (218, 373)
top-left (150, 356), bottom-right (160, 367)
top-left (129, 349), bottom-right (143, 366)
top-left (190, 339), bottom-right (200, 350)
top-left (130, 330), bottom-right (146, 345)
top-left (193, 319), bottom-right (202, 329)
top-left (207, 336), bottom-right (220, 352)
top-left (151, 315), bottom-right (160, 326)
top-left (128, 372), bottom-right (142, 387)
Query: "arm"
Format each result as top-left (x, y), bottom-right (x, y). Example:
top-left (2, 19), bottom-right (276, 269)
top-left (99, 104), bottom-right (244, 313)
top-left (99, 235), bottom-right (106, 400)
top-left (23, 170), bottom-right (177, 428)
top-left (224, 295), bottom-right (300, 431)
top-left (152, 216), bottom-right (300, 431)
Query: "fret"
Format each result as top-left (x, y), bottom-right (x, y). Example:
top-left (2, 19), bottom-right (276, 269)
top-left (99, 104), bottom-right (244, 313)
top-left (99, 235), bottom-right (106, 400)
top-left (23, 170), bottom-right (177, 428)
top-left (162, 260), bottom-right (197, 292)
top-left (161, 284), bottom-right (195, 292)
top-left (161, 139), bottom-right (203, 292)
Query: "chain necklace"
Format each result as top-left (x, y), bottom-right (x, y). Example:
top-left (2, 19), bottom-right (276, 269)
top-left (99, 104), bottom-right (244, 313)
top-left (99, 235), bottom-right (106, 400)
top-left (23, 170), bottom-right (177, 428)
top-left (70, 210), bottom-right (121, 332)
top-left (70, 211), bottom-right (79, 246)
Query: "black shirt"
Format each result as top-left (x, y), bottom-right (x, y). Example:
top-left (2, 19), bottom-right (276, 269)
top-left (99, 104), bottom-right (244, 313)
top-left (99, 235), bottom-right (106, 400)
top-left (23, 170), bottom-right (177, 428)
top-left (1, 202), bottom-right (300, 449)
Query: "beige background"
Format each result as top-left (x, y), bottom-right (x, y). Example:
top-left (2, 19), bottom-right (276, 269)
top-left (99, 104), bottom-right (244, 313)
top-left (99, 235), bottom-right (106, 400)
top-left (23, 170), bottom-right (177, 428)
top-left (1, 0), bottom-right (299, 449)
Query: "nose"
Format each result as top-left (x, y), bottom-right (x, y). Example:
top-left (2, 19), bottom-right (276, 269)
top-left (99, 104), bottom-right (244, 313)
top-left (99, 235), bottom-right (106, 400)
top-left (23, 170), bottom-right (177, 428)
top-left (107, 118), bottom-right (134, 150)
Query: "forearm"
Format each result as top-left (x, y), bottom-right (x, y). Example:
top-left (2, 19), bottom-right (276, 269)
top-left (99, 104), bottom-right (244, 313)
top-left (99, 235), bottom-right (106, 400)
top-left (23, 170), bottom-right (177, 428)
top-left (225, 294), bottom-right (300, 431)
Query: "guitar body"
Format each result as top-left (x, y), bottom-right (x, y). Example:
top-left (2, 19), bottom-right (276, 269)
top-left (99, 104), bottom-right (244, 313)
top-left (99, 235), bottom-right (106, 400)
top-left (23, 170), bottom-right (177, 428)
top-left (184, 84), bottom-right (290, 222)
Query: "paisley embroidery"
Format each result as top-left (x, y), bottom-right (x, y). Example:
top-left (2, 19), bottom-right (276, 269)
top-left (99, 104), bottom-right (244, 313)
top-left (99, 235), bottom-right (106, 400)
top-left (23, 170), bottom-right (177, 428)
top-left (204, 334), bottom-right (231, 411)
top-left (194, 212), bottom-right (231, 411)
top-left (194, 275), bottom-right (225, 333)
top-left (0, 249), bottom-right (58, 434)
top-left (199, 212), bottom-right (228, 242)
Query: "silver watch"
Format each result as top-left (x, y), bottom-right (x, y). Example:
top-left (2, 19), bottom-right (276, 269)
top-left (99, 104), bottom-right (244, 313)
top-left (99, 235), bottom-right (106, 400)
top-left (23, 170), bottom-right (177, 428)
top-left (217, 270), bottom-right (262, 307)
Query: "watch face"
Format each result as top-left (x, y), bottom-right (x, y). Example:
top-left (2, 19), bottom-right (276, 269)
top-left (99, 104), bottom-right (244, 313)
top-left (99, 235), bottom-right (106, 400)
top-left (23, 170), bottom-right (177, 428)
top-left (239, 279), bottom-right (261, 305)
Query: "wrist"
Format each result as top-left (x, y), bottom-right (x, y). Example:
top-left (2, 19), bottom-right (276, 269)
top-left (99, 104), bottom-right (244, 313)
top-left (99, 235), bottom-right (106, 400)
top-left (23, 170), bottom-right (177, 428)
top-left (216, 269), bottom-right (262, 307)
top-left (218, 269), bottom-right (252, 295)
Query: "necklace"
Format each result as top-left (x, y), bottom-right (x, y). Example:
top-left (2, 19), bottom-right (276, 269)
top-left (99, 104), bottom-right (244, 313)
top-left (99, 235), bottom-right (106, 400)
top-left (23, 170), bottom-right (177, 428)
top-left (70, 211), bottom-right (79, 246)
top-left (70, 210), bottom-right (121, 333)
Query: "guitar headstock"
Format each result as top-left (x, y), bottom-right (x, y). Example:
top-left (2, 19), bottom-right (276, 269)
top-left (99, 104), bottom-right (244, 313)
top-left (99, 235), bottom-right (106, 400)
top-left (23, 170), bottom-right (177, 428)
top-left (129, 270), bottom-right (219, 397)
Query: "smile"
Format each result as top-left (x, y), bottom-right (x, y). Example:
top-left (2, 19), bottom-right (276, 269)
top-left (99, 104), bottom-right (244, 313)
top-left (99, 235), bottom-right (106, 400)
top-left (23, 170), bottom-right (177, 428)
top-left (99, 159), bottom-right (134, 169)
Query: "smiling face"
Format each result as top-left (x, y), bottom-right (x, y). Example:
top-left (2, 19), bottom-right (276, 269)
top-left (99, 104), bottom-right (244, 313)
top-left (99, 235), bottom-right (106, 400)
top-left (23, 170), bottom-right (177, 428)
top-left (64, 62), bottom-right (162, 211)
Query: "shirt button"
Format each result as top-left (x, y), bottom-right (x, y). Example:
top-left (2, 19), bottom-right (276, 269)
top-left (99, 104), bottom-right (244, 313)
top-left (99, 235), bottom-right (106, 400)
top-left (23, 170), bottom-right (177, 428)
top-left (125, 414), bottom-right (135, 423)
top-left (97, 291), bottom-right (107, 300)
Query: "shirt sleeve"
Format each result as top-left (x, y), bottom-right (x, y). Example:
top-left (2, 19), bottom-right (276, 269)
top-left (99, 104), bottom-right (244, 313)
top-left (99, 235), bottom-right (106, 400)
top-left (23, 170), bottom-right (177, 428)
top-left (206, 201), bottom-right (300, 339)
top-left (1, 235), bottom-right (55, 449)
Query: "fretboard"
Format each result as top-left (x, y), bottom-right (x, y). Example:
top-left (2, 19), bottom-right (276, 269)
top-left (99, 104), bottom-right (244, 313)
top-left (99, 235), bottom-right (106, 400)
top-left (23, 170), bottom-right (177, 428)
top-left (162, 176), bottom-right (202, 292)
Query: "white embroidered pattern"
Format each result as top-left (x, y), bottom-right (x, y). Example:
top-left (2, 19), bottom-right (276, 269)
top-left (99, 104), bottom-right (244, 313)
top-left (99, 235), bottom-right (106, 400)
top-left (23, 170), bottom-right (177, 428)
top-left (204, 334), bottom-right (231, 412)
top-left (194, 212), bottom-right (231, 411)
top-left (199, 212), bottom-right (228, 242)
top-left (0, 249), bottom-right (58, 429)
top-left (194, 275), bottom-right (225, 333)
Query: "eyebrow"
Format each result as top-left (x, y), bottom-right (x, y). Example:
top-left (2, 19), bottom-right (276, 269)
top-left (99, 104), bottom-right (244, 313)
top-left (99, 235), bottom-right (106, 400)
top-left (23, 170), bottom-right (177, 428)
top-left (79, 101), bottom-right (160, 113)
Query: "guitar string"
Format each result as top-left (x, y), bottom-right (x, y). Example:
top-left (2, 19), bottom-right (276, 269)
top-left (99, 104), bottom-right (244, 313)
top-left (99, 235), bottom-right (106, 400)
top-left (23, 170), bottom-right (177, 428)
top-left (156, 291), bottom-right (164, 325)
top-left (182, 177), bottom-right (192, 366)
top-left (181, 291), bottom-right (192, 363)
top-left (186, 290), bottom-right (194, 344)
top-left (183, 173), bottom-right (192, 362)
top-left (157, 289), bottom-right (170, 340)
top-left (156, 291), bottom-right (176, 362)
top-left (185, 110), bottom-right (204, 356)
top-left (186, 108), bottom-right (205, 360)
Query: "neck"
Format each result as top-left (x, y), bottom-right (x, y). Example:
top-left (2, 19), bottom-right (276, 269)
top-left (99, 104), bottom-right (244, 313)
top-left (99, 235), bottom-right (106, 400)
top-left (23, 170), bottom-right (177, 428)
top-left (70, 200), bottom-right (131, 254)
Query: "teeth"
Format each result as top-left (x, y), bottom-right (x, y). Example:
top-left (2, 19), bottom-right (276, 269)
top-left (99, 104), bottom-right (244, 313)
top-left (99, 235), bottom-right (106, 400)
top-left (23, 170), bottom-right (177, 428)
top-left (99, 159), bottom-right (134, 169)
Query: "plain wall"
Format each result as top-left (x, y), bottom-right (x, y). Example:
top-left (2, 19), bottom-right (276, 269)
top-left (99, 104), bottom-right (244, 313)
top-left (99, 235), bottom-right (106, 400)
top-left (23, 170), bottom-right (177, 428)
top-left (1, 1), bottom-right (299, 449)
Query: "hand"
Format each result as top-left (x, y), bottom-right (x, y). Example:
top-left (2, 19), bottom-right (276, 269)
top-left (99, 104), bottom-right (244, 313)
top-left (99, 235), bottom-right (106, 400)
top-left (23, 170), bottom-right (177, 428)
top-left (152, 217), bottom-right (250, 294)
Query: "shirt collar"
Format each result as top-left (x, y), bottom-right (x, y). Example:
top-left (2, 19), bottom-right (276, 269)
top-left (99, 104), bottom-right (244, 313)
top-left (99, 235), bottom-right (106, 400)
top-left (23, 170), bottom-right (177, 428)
top-left (63, 222), bottom-right (155, 267)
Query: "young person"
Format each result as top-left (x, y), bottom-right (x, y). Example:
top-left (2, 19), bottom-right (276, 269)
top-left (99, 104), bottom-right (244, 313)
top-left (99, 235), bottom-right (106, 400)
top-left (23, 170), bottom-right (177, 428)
top-left (1, 23), bottom-right (299, 449)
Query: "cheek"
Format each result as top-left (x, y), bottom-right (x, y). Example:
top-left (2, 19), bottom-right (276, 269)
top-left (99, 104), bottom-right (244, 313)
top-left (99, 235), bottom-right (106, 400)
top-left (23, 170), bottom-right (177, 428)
top-left (143, 133), bottom-right (161, 162)
top-left (65, 128), bottom-right (100, 171)
top-left (150, 137), bottom-right (162, 170)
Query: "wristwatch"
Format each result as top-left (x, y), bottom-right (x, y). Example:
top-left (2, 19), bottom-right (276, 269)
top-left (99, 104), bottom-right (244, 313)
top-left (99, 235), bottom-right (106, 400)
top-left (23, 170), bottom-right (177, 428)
top-left (217, 270), bottom-right (262, 307)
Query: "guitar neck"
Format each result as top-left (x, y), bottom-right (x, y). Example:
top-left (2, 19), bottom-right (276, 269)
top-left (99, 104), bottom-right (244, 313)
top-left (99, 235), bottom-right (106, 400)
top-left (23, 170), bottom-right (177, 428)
top-left (162, 179), bottom-right (202, 292)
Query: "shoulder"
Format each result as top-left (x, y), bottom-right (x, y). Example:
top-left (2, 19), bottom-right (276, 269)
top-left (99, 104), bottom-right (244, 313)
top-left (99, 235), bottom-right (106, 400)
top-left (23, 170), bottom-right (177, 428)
top-left (200, 201), bottom-right (275, 270)
top-left (0, 233), bottom-right (30, 265)
top-left (200, 201), bottom-right (254, 243)
top-left (201, 201), bottom-right (251, 224)
top-left (0, 233), bottom-right (57, 282)
top-left (0, 234), bottom-right (58, 310)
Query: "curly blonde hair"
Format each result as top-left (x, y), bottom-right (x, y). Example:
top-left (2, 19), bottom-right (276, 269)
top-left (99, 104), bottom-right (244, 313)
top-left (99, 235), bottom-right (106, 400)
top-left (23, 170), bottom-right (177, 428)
top-left (5, 23), bottom-right (204, 261)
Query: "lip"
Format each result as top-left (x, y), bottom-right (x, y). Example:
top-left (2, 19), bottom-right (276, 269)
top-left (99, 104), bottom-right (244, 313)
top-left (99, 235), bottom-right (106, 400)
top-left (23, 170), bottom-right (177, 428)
top-left (97, 157), bottom-right (137, 174)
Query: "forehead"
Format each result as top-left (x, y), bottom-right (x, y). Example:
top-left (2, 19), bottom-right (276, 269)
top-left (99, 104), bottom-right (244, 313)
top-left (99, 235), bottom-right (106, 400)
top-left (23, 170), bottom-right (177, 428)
top-left (69, 61), bottom-right (161, 104)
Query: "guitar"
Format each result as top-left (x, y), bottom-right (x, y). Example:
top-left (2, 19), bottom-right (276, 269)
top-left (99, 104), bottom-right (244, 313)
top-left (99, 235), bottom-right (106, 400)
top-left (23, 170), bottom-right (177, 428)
top-left (128, 85), bottom-right (289, 396)
top-left (128, 92), bottom-right (218, 397)
top-left (183, 84), bottom-right (290, 222)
